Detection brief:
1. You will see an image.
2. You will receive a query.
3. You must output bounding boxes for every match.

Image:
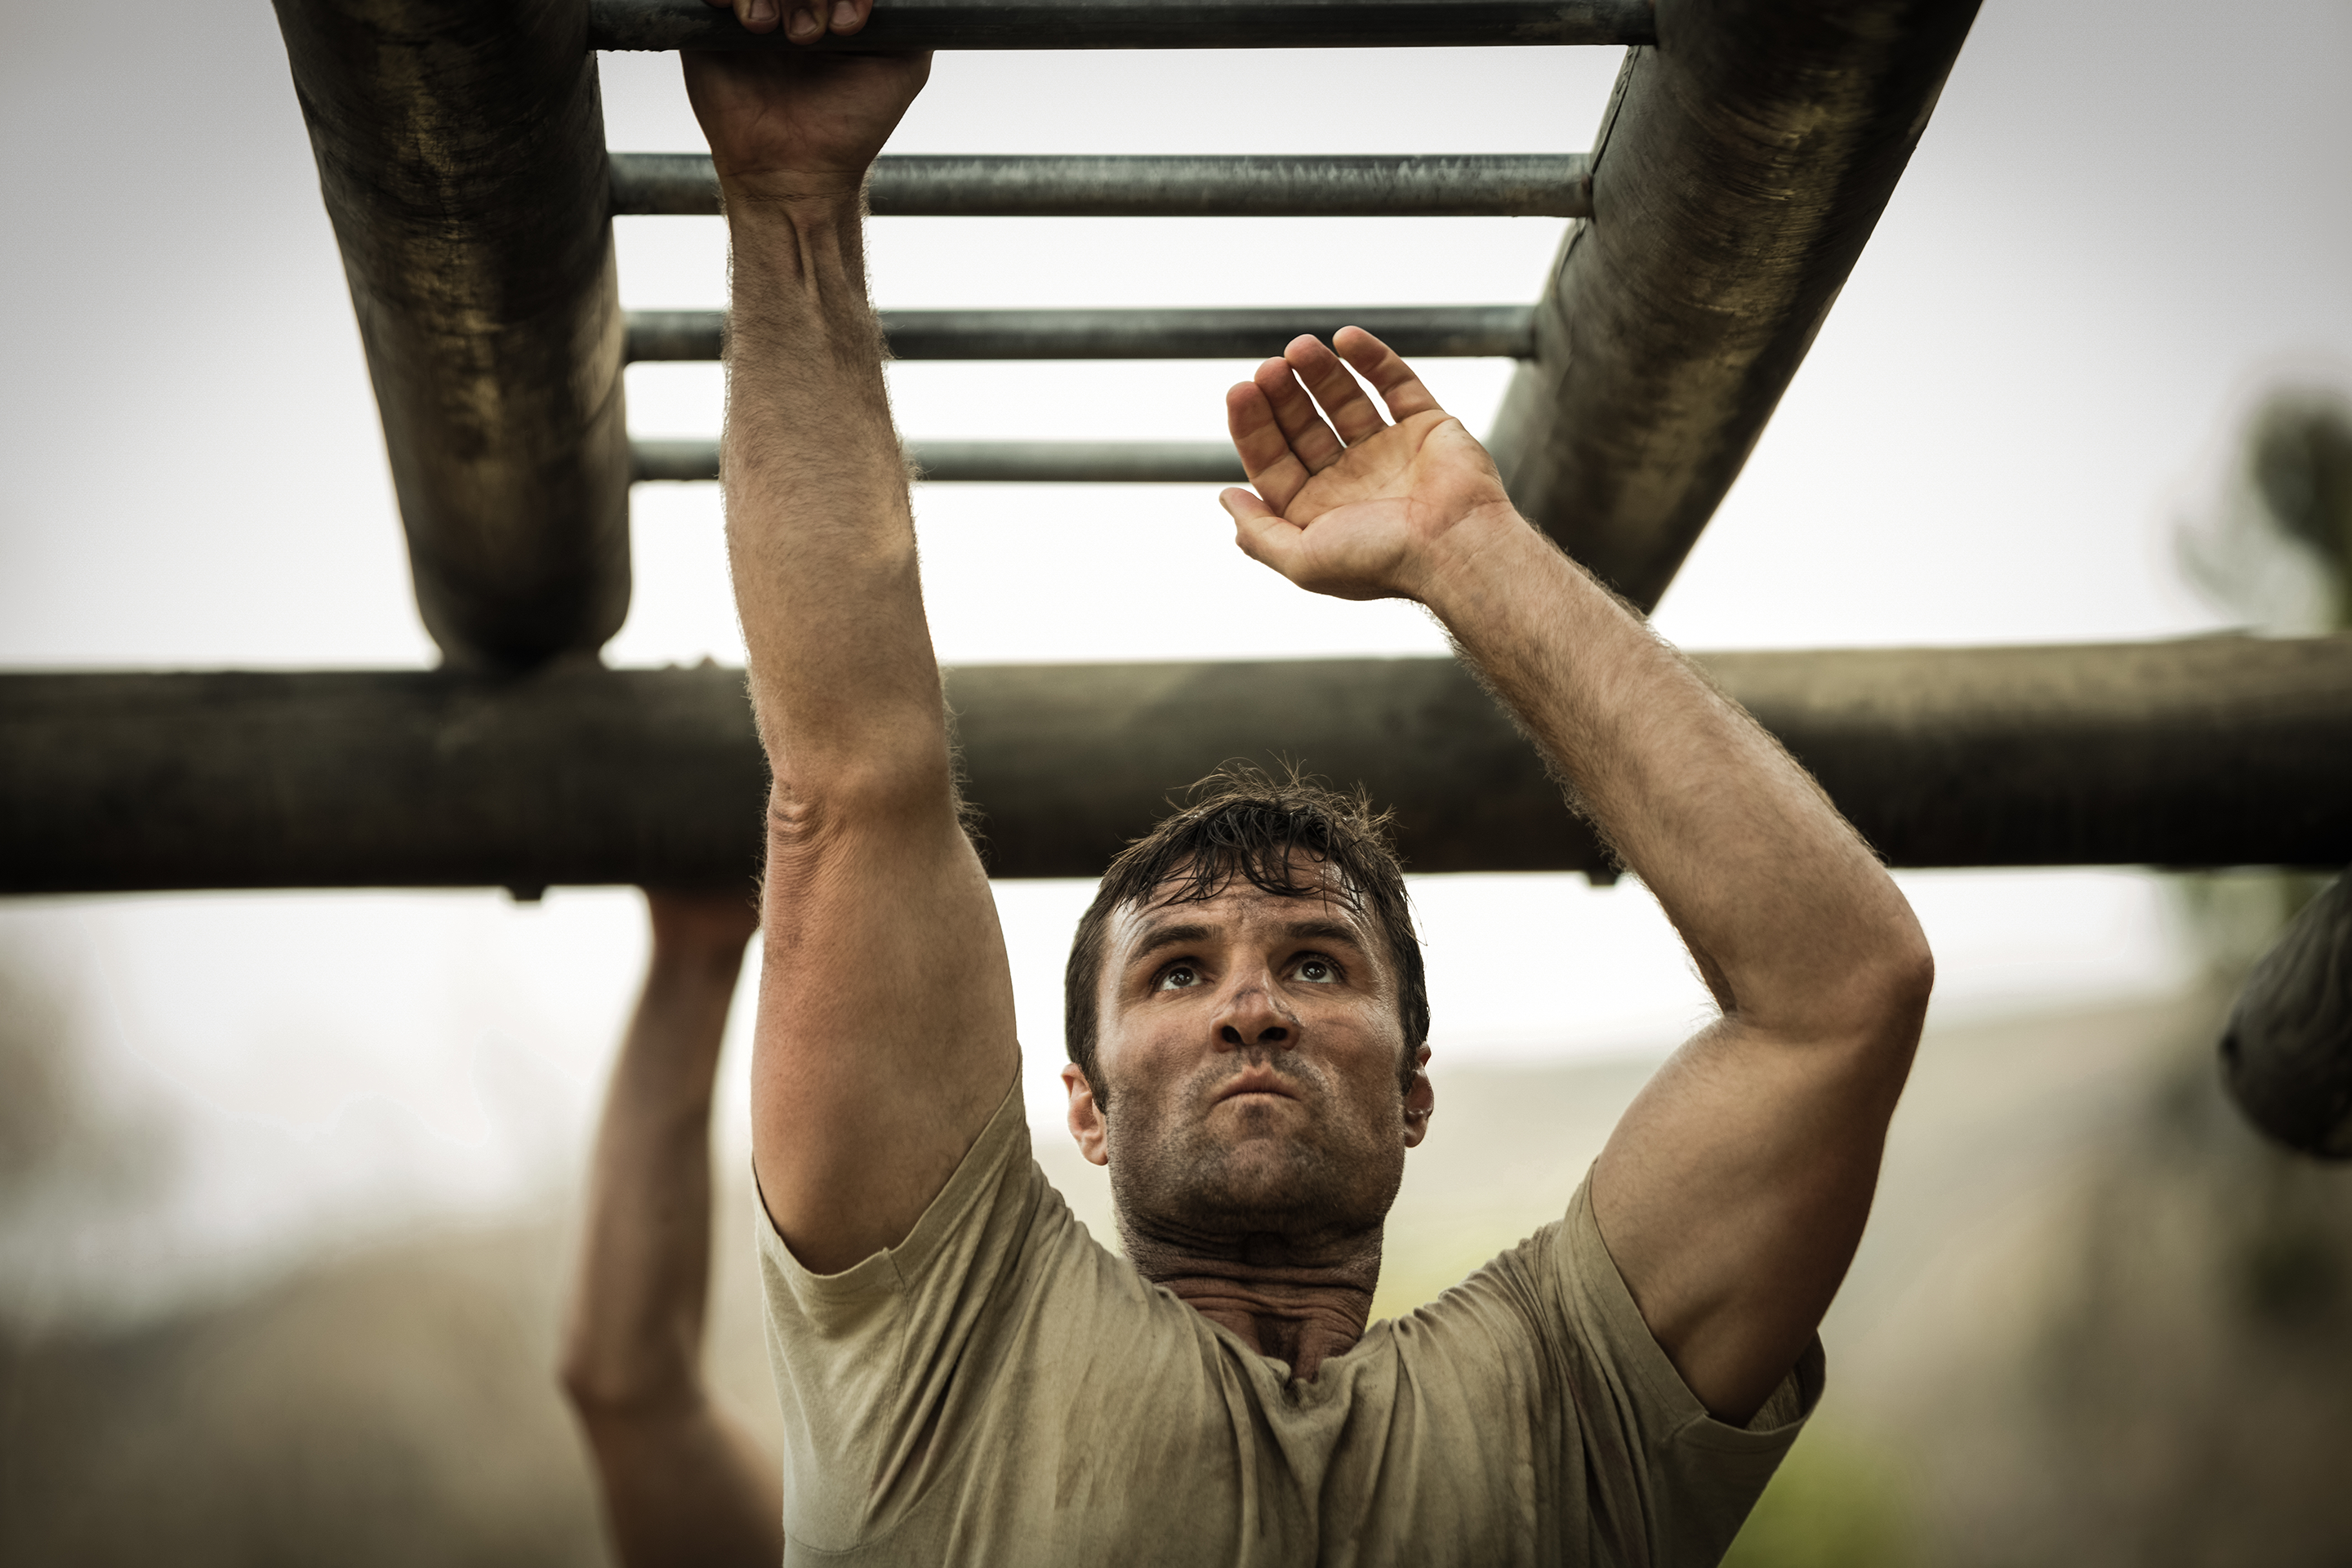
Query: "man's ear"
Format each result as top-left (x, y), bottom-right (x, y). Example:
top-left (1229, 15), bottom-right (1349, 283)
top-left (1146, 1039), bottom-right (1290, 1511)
top-left (1062, 1062), bottom-right (1110, 1167)
top-left (1401, 1044), bottom-right (1434, 1148)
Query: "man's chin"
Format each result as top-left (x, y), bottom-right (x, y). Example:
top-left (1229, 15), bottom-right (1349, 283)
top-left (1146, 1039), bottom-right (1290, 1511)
top-left (1104, 1102), bottom-right (1401, 1241)
top-left (1168, 1134), bottom-right (1350, 1227)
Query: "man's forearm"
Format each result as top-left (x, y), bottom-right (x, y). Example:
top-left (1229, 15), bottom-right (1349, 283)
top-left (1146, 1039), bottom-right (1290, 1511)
top-left (1419, 514), bottom-right (1928, 1047)
top-left (714, 176), bottom-right (1021, 1276)
top-left (722, 194), bottom-right (951, 804)
top-left (562, 942), bottom-right (741, 1411)
top-left (562, 909), bottom-right (780, 1567)
top-left (1426, 511), bottom-right (1930, 1421)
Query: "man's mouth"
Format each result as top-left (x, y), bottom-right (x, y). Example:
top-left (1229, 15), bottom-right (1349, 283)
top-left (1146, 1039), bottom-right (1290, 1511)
top-left (1211, 1067), bottom-right (1302, 1107)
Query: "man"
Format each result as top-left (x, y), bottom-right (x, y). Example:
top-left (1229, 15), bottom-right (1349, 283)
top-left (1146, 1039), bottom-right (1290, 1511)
top-left (564, 0), bottom-right (1936, 1558)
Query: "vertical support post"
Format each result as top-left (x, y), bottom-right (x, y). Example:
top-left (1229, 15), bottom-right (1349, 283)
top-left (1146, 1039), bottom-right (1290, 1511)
top-left (1488, 0), bottom-right (1980, 612)
top-left (272, 0), bottom-right (631, 668)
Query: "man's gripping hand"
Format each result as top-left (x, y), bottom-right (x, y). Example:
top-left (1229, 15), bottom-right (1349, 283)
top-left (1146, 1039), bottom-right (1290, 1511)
top-left (685, 0), bottom-right (929, 207)
top-left (702, 0), bottom-right (866, 42)
top-left (1222, 329), bottom-right (1524, 606)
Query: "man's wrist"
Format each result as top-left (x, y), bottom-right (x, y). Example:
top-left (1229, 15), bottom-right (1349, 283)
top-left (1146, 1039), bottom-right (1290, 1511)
top-left (719, 171), bottom-right (865, 227)
top-left (722, 183), bottom-right (872, 311)
top-left (1412, 502), bottom-right (1548, 621)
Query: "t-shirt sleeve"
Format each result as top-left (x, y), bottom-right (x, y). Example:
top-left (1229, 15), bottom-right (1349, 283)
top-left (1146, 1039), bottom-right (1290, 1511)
top-left (755, 1076), bottom-right (1053, 1555)
top-left (1546, 1173), bottom-right (1824, 1567)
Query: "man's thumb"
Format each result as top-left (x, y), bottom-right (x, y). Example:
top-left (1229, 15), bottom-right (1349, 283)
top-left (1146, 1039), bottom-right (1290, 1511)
top-left (1223, 492), bottom-right (1303, 575)
top-left (1218, 486), bottom-right (1272, 523)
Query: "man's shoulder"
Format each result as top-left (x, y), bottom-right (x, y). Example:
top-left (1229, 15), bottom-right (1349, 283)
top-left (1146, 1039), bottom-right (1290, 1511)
top-left (1372, 1180), bottom-right (1659, 1392)
top-left (1377, 1218), bottom-right (1575, 1365)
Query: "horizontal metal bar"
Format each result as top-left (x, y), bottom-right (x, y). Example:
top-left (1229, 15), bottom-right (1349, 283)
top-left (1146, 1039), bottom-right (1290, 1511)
top-left (590, 0), bottom-right (1657, 51)
top-left (622, 305), bottom-right (1535, 363)
top-left (609, 152), bottom-right (1592, 219)
top-left (632, 439), bottom-right (1245, 483)
top-left (6, 638), bottom-right (2348, 890)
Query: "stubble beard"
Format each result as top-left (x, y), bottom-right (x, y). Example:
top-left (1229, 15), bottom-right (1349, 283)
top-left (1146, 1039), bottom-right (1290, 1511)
top-left (1104, 1054), bottom-right (1407, 1255)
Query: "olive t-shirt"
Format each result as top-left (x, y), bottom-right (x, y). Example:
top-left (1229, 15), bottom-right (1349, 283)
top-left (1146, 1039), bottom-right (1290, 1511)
top-left (758, 1081), bottom-right (1821, 1566)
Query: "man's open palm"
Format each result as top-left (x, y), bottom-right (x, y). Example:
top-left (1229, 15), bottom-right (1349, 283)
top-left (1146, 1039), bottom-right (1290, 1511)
top-left (1223, 329), bottom-right (1519, 604)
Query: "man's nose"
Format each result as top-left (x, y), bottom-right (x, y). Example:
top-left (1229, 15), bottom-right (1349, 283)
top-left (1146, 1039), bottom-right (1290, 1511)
top-left (1214, 973), bottom-right (1294, 1049)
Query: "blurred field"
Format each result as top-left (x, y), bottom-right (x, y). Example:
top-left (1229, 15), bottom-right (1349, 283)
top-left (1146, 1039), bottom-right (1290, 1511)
top-left (4, 977), bottom-right (2349, 1566)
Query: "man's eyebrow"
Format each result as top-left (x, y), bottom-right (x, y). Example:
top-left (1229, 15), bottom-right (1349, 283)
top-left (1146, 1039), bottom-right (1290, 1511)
top-left (1278, 918), bottom-right (1372, 951)
top-left (1122, 915), bottom-right (1374, 967)
top-left (1125, 922), bottom-right (1215, 964)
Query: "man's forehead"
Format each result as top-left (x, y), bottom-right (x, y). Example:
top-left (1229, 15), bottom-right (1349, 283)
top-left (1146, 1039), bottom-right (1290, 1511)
top-left (1107, 861), bottom-right (1372, 948)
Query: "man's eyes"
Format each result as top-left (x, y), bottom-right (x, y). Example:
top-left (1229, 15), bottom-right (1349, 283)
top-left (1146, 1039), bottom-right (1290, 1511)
top-left (1152, 956), bottom-right (1341, 990)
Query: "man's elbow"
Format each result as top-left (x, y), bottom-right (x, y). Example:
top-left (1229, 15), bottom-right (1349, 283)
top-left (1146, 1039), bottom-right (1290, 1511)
top-left (557, 1336), bottom-right (627, 1419)
top-left (559, 1346), bottom-right (697, 1427)
top-left (764, 746), bottom-right (961, 851)
top-left (1845, 911), bottom-right (1935, 1054)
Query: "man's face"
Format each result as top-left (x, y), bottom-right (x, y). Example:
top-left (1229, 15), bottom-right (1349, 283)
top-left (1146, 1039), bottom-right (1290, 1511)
top-left (1062, 861), bottom-right (1433, 1250)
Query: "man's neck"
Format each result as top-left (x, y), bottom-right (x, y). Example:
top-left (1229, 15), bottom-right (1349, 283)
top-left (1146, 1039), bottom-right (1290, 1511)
top-left (1120, 1223), bottom-right (1384, 1382)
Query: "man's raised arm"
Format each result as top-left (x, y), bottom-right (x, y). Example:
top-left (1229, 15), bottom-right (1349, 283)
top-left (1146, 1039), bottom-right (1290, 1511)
top-left (684, 24), bottom-right (1019, 1273)
top-left (561, 889), bottom-right (778, 1568)
top-left (1223, 331), bottom-right (1934, 1425)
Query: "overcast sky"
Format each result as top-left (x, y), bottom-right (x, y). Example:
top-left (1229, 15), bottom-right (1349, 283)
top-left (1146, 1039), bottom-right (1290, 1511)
top-left (2, 0), bottom-right (2345, 1316)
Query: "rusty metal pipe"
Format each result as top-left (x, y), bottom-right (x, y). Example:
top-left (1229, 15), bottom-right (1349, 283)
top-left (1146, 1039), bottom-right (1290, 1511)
top-left (5, 637), bottom-right (2346, 891)
top-left (623, 305), bottom-right (1536, 363)
top-left (590, 0), bottom-right (1658, 51)
top-left (271, 0), bottom-right (632, 669)
top-left (631, 439), bottom-right (1245, 483)
top-left (611, 151), bottom-right (1593, 218)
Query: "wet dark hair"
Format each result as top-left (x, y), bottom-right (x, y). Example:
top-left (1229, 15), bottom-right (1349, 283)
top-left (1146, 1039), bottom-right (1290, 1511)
top-left (1063, 764), bottom-right (1429, 1103)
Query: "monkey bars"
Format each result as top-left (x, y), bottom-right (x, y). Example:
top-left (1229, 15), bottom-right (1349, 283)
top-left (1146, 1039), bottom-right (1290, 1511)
top-left (257, 0), bottom-right (1984, 671)
top-left (56, 2), bottom-right (2328, 894)
top-left (14, 0), bottom-right (2333, 1160)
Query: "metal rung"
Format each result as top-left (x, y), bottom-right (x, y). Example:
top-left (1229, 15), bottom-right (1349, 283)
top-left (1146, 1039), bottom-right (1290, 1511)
top-left (632, 439), bottom-right (1245, 484)
top-left (623, 305), bottom-right (1535, 363)
top-left (610, 152), bottom-right (1592, 219)
top-left (590, 0), bottom-right (1655, 51)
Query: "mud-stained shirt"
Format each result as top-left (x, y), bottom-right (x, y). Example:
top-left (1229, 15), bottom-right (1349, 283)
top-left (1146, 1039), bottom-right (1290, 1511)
top-left (758, 1081), bottom-right (1820, 1566)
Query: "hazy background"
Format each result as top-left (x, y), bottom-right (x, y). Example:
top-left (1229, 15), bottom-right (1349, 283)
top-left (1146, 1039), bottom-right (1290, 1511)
top-left (3, 0), bottom-right (2350, 1561)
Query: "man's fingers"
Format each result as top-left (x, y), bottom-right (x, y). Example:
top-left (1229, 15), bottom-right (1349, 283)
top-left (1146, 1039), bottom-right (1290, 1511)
top-left (712, 0), bottom-right (861, 42)
top-left (1334, 326), bottom-right (1443, 423)
top-left (1284, 334), bottom-right (1387, 446)
top-left (1336, 327), bottom-right (1443, 425)
top-left (1220, 487), bottom-right (1307, 579)
top-left (1252, 357), bottom-right (1345, 475)
top-left (1225, 381), bottom-right (1312, 513)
